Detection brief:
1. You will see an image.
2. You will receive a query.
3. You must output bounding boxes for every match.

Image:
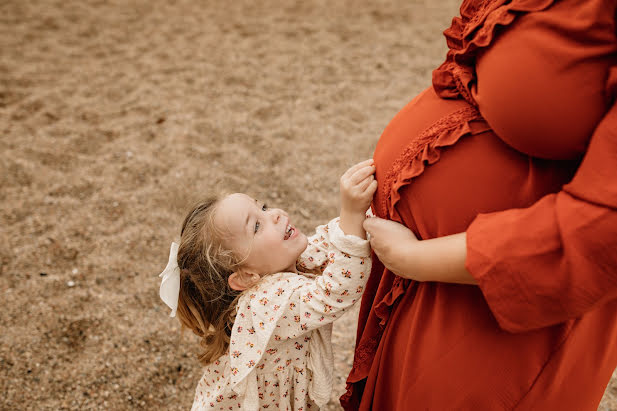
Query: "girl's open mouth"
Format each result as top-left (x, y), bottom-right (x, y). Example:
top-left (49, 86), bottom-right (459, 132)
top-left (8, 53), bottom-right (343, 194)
top-left (284, 224), bottom-right (296, 240)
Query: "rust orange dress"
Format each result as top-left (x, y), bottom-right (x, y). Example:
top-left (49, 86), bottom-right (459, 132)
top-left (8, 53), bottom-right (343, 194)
top-left (342, 0), bottom-right (617, 409)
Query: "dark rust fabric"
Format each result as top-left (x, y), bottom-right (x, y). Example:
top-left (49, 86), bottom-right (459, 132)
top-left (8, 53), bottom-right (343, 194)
top-left (343, 0), bottom-right (617, 409)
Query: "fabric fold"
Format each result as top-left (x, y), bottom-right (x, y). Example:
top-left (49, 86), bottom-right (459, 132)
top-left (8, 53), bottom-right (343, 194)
top-left (432, 0), bottom-right (555, 104)
top-left (373, 277), bottom-right (406, 327)
top-left (307, 324), bottom-right (334, 408)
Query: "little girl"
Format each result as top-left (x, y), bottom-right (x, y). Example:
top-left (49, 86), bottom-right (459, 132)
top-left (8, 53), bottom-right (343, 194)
top-left (158, 159), bottom-right (377, 410)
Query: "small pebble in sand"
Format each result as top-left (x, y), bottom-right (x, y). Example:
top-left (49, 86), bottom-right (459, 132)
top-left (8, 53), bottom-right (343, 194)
top-left (67, 281), bottom-right (75, 287)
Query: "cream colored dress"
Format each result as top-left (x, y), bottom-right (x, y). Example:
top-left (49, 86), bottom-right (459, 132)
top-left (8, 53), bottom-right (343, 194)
top-left (191, 217), bottom-right (371, 410)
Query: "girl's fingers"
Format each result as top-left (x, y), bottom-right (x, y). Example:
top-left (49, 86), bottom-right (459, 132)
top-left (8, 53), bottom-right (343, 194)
top-left (358, 175), bottom-right (373, 191)
top-left (343, 159), bottom-right (374, 179)
top-left (363, 179), bottom-right (378, 195)
top-left (350, 165), bottom-right (376, 185)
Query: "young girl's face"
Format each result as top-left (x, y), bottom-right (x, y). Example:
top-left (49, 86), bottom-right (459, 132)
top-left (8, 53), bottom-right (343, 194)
top-left (214, 193), bottom-right (308, 276)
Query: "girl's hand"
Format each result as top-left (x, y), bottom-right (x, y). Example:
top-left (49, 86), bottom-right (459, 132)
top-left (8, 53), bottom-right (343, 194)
top-left (339, 159), bottom-right (378, 238)
top-left (363, 217), bottom-right (418, 278)
top-left (340, 159), bottom-right (377, 215)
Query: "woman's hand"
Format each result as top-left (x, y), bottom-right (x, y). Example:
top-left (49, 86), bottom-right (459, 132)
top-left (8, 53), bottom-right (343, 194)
top-left (363, 217), bottom-right (477, 285)
top-left (363, 217), bottom-right (419, 278)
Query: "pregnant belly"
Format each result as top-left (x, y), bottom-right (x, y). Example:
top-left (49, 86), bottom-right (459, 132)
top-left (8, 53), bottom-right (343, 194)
top-left (373, 87), bottom-right (579, 239)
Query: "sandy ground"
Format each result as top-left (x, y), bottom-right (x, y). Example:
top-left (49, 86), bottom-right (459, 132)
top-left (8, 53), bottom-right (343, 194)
top-left (1, 0), bottom-right (616, 409)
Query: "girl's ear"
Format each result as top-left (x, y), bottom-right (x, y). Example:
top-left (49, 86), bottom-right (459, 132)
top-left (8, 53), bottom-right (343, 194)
top-left (228, 270), bottom-right (260, 291)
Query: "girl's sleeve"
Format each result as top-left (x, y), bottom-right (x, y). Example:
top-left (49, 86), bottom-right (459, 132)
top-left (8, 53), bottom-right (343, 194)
top-left (297, 209), bottom-right (374, 272)
top-left (296, 223), bottom-right (334, 272)
top-left (227, 219), bottom-right (371, 390)
top-left (466, 101), bottom-right (617, 333)
top-left (275, 218), bottom-right (371, 340)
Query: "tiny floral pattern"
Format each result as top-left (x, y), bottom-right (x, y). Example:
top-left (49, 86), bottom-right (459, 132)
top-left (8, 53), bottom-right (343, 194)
top-left (191, 218), bottom-right (371, 410)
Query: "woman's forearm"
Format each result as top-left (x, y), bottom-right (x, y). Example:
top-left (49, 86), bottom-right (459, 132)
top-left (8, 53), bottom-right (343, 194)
top-left (410, 232), bottom-right (477, 284)
top-left (363, 217), bottom-right (477, 285)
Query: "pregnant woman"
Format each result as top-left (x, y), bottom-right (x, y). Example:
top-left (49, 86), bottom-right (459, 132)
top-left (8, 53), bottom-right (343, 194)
top-left (342, 0), bottom-right (617, 409)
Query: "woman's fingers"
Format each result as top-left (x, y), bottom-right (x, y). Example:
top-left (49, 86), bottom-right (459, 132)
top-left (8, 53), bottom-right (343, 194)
top-left (362, 216), bottom-right (382, 236)
top-left (365, 217), bottom-right (418, 243)
top-left (363, 217), bottom-right (419, 274)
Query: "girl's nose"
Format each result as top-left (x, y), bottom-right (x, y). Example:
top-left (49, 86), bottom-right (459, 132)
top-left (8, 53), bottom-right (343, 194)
top-left (268, 210), bottom-right (279, 223)
top-left (270, 209), bottom-right (285, 223)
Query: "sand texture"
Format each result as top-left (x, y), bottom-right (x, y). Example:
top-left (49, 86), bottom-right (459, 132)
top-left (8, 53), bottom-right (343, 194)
top-left (1, 0), bottom-right (616, 409)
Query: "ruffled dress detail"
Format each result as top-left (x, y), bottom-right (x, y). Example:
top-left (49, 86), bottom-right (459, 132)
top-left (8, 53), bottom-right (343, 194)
top-left (432, 0), bottom-right (555, 105)
top-left (381, 105), bottom-right (490, 222)
top-left (344, 103), bottom-right (489, 397)
top-left (375, 104), bottom-right (489, 347)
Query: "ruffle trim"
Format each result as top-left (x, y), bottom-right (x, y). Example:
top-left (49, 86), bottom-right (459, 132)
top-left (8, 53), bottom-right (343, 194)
top-left (432, 0), bottom-right (555, 104)
top-left (380, 105), bottom-right (489, 221)
top-left (343, 103), bottom-right (490, 410)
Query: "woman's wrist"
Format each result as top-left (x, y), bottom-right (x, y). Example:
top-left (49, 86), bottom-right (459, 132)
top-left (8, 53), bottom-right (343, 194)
top-left (411, 233), bottom-right (477, 285)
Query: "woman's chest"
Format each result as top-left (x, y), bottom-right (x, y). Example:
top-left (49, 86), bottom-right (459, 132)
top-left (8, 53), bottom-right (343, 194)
top-left (473, 0), bottom-right (617, 159)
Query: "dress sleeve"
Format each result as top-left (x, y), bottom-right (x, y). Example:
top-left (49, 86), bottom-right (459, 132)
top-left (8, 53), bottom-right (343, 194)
top-left (275, 218), bottom-right (371, 341)
top-left (466, 101), bottom-right (617, 333)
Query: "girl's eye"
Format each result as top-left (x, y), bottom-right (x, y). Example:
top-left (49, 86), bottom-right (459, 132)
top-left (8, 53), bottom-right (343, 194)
top-left (254, 203), bottom-right (267, 233)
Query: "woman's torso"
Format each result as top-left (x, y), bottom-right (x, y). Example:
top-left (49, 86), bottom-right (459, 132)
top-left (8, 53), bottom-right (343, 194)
top-left (348, 0), bottom-right (617, 409)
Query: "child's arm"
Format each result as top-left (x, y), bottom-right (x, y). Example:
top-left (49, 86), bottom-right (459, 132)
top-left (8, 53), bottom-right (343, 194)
top-left (263, 217), bottom-right (373, 342)
top-left (271, 160), bottom-right (378, 339)
top-left (232, 160), bottom-right (377, 346)
top-left (227, 218), bottom-right (373, 389)
top-left (339, 158), bottom-right (377, 239)
top-left (297, 159), bottom-right (377, 272)
top-left (296, 225), bottom-right (334, 272)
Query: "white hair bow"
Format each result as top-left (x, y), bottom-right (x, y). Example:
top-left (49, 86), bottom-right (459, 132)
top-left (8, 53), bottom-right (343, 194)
top-left (159, 242), bottom-right (180, 317)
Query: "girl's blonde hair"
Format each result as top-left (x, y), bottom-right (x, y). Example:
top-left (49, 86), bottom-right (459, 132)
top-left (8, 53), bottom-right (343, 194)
top-left (176, 197), bottom-right (242, 365)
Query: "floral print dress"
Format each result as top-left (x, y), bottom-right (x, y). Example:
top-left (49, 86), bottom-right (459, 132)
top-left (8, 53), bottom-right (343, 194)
top-left (191, 217), bottom-right (371, 411)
